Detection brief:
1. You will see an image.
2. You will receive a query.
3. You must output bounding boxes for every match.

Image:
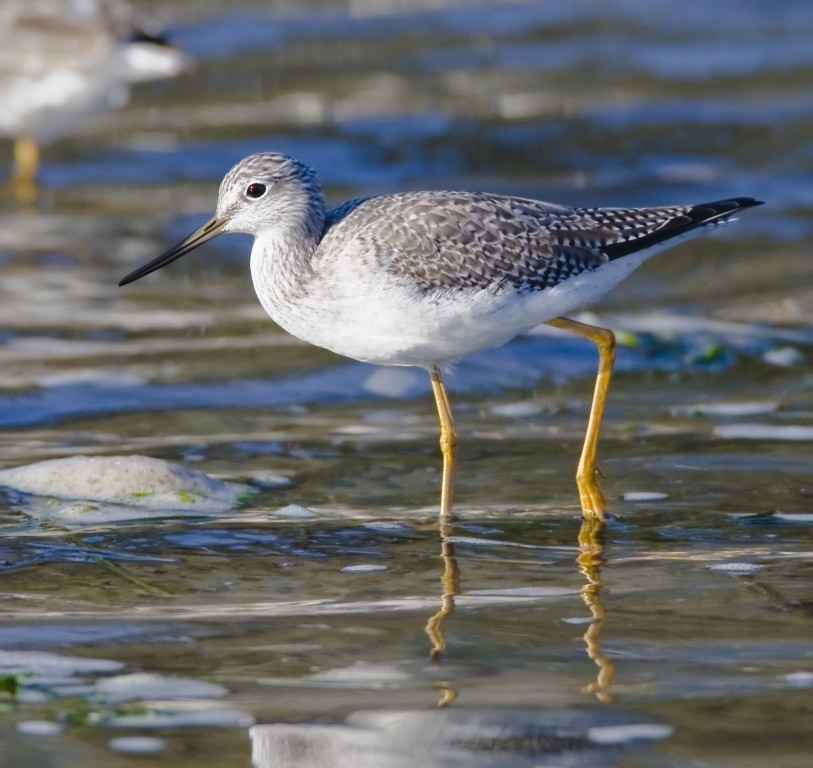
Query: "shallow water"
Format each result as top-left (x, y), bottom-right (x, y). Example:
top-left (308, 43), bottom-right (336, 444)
top-left (1, 0), bottom-right (812, 766)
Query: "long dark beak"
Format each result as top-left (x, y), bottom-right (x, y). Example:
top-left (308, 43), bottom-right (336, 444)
top-left (118, 216), bottom-right (226, 286)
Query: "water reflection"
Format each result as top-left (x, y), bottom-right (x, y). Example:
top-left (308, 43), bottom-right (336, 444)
top-left (424, 522), bottom-right (459, 664)
top-left (425, 516), bottom-right (614, 704)
top-left (248, 706), bottom-right (672, 768)
top-left (249, 521), bottom-right (630, 766)
top-left (577, 518), bottom-right (614, 703)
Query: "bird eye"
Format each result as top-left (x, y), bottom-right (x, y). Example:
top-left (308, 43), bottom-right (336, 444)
top-left (245, 183), bottom-right (267, 199)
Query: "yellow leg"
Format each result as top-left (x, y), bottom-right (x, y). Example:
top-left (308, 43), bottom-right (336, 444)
top-left (429, 365), bottom-right (457, 522)
top-left (546, 317), bottom-right (616, 520)
top-left (13, 135), bottom-right (39, 183)
top-left (13, 135), bottom-right (39, 204)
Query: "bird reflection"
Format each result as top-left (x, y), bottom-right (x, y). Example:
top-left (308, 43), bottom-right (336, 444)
top-left (577, 517), bottom-right (614, 702)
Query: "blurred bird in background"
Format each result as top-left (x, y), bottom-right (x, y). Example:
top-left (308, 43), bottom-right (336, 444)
top-left (0, 0), bottom-right (186, 199)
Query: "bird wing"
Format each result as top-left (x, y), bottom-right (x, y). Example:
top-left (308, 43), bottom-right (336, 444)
top-left (322, 192), bottom-right (762, 296)
top-left (323, 191), bottom-right (699, 295)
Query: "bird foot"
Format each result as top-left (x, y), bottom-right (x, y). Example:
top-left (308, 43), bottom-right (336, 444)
top-left (576, 466), bottom-right (608, 522)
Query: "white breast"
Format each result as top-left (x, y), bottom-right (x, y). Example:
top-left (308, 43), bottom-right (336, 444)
top-left (248, 230), bottom-right (663, 369)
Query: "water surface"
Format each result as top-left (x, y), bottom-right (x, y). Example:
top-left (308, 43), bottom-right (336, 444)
top-left (0, 1), bottom-right (811, 766)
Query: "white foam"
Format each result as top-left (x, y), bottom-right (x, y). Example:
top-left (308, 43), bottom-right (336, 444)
top-left (0, 650), bottom-right (123, 676)
top-left (251, 472), bottom-right (293, 489)
top-left (308, 661), bottom-right (410, 684)
top-left (622, 491), bottom-right (669, 502)
top-left (108, 736), bottom-right (166, 754)
top-left (110, 706), bottom-right (254, 729)
top-left (273, 503), bottom-right (316, 518)
top-left (341, 564), bottom-right (389, 574)
top-left (709, 562), bottom-right (762, 575)
top-left (468, 586), bottom-right (578, 598)
top-left (362, 521), bottom-right (409, 531)
top-left (774, 513), bottom-right (813, 523)
top-left (714, 424), bottom-right (813, 441)
top-left (95, 673), bottom-right (227, 703)
top-left (781, 671), bottom-right (813, 687)
top-left (489, 400), bottom-right (544, 417)
top-left (675, 401), bottom-right (779, 417)
top-left (0, 455), bottom-right (253, 515)
top-left (763, 346), bottom-right (804, 367)
top-left (587, 723), bottom-right (674, 744)
top-left (16, 720), bottom-right (63, 736)
top-left (445, 535), bottom-right (542, 549)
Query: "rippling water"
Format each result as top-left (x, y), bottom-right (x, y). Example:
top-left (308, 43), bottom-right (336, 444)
top-left (1, 1), bottom-right (812, 766)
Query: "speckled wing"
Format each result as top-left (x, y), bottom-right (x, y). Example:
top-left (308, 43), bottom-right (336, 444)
top-left (322, 192), bottom-right (759, 296)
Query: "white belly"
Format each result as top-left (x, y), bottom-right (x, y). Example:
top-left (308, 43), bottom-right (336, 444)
top-left (251, 240), bottom-right (654, 369)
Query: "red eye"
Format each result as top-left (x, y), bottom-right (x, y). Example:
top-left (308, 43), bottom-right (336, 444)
top-left (245, 183), bottom-right (267, 199)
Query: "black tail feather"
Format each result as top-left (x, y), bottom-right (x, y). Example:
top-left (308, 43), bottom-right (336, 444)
top-left (605, 197), bottom-right (763, 261)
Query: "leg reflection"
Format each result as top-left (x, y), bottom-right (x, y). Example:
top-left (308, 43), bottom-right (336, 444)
top-left (424, 522), bottom-right (460, 664)
top-left (577, 517), bottom-right (615, 702)
top-left (423, 517), bottom-right (614, 705)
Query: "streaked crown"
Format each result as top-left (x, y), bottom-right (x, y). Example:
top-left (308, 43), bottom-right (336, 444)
top-left (216, 152), bottom-right (326, 239)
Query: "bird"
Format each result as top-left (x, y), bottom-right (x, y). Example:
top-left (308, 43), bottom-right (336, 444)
top-left (119, 152), bottom-right (762, 522)
top-left (0, 0), bottom-right (186, 195)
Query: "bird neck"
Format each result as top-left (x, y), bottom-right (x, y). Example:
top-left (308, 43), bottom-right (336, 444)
top-left (249, 225), bottom-right (320, 312)
top-left (250, 182), bottom-right (326, 280)
top-left (248, 187), bottom-right (328, 333)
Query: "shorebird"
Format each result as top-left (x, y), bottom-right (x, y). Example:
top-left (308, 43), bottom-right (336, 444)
top-left (0, 0), bottom-right (185, 193)
top-left (119, 152), bottom-right (762, 521)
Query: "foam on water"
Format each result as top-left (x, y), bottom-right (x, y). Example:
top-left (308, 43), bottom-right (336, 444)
top-left (622, 491), bottom-right (669, 502)
top-left (674, 401), bottom-right (779, 417)
top-left (95, 673), bottom-right (228, 703)
top-left (362, 521), bottom-right (411, 531)
top-left (714, 424), bottom-right (813, 441)
top-left (709, 562), bottom-right (762, 575)
top-left (0, 650), bottom-right (124, 677)
top-left (109, 706), bottom-right (255, 729)
top-left (340, 564), bottom-right (389, 574)
top-left (251, 471), bottom-right (293, 489)
top-left (468, 586), bottom-right (579, 598)
top-left (307, 661), bottom-right (412, 684)
top-left (273, 503), bottom-right (316, 518)
top-left (1, 653), bottom-right (252, 736)
top-left (774, 512), bottom-right (813, 523)
top-left (0, 455), bottom-right (254, 520)
top-left (781, 671), bottom-right (813, 688)
top-left (445, 535), bottom-right (545, 549)
top-left (587, 723), bottom-right (674, 744)
top-left (16, 720), bottom-right (63, 736)
top-left (108, 736), bottom-right (167, 754)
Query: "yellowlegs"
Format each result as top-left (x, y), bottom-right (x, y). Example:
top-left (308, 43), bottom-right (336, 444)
top-left (0, 0), bottom-right (185, 193)
top-left (119, 152), bottom-right (762, 521)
